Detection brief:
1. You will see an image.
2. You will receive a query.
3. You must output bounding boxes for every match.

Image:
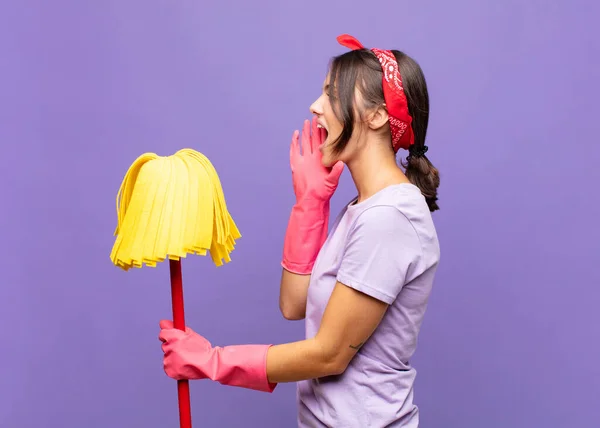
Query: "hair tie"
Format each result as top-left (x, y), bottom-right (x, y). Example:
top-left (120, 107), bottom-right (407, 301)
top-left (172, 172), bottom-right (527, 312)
top-left (408, 145), bottom-right (428, 159)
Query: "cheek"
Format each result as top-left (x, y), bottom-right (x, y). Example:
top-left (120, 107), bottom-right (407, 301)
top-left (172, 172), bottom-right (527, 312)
top-left (329, 117), bottom-right (343, 137)
top-left (323, 100), bottom-right (338, 127)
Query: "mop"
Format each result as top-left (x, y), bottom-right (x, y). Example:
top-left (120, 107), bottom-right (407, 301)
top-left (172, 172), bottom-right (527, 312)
top-left (110, 148), bottom-right (241, 428)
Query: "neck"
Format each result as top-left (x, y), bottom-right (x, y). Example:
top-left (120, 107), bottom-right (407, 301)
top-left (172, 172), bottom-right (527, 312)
top-left (346, 140), bottom-right (410, 203)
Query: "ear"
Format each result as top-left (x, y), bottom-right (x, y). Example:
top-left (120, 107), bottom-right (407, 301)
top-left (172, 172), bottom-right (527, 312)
top-left (366, 104), bottom-right (389, 131)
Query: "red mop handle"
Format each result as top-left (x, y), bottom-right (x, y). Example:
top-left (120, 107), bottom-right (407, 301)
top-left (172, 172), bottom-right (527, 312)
top-left (169, 259), bottom-right (192, 428)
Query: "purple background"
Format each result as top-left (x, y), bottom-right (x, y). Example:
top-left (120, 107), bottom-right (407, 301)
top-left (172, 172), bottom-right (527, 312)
top-left (1, 1), bottom-right (599, 427)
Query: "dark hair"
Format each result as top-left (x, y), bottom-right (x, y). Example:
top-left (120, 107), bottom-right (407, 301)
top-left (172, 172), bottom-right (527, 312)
top-left (328, 49), bottom-right (440, 212)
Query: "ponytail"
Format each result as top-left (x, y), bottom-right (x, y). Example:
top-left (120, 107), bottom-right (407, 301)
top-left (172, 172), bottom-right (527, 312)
top-left (403, 146), bottom-right (440, 212)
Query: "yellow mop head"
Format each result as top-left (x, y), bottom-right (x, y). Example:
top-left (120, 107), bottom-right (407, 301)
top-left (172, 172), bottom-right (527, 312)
top-left (110, 149), bottom-right (241, 271)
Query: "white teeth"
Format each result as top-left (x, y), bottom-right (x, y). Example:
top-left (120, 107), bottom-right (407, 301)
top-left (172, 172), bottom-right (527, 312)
top-left (317, 124), bottom-right (323, 129)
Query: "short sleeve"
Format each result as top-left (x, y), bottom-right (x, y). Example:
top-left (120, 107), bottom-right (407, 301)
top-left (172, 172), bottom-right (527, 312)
top-left (336, 205), bottom-right (421, 304)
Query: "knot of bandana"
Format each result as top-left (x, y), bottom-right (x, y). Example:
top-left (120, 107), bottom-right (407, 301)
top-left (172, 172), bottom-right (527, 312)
top-left (336, 34), bottom-right (415, 153)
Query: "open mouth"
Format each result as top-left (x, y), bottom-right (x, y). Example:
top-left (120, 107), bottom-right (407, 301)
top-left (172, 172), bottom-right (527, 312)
top-left (316, 123), bottom-right (329, 140)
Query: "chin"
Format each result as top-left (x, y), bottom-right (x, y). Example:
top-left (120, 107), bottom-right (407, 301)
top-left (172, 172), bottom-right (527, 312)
top-left (321, 158), bottom-right (333, 168)
top-left (320, 154), bottom-right (336, 168)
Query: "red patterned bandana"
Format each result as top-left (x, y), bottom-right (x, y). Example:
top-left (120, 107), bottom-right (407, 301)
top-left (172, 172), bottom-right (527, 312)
top-left (336, 34), bottom-right (414, 153)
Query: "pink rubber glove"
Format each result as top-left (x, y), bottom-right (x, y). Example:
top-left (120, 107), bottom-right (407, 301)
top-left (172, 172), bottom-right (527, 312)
top-left (158, 320), bottom-right (276, 393)
top-left (282, 117), bottom-right (344, 274)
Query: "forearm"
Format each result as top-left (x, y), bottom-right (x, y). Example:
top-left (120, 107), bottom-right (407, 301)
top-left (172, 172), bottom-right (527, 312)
top-left (278, 268), bottom-right (310, 320)
top-left (265, 338), bottom-right (342, 383)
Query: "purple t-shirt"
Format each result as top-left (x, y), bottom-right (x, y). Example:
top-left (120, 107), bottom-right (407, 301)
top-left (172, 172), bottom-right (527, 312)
top-left (297, 183), bottom-right (440, 427)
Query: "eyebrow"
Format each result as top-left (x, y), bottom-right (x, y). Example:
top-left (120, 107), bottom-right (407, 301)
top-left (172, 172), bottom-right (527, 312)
top-left (323, 84), bottom-right (330, 92)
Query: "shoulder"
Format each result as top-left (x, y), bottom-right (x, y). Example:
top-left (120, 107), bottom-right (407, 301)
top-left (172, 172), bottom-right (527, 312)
top-left (344, 183), bottom-right (440, 263)
top-left (351, 204), bottom-right (416, 237)
top-left (347, 184), bottom-right (427, 237)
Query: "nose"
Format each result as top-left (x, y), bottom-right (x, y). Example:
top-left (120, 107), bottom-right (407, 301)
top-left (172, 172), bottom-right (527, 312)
top-left (310, 94), bottom-right (324, 116)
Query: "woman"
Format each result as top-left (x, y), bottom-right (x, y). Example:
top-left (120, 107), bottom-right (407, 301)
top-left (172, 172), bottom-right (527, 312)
top-left (158, 34), bottom-right (441, 427)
